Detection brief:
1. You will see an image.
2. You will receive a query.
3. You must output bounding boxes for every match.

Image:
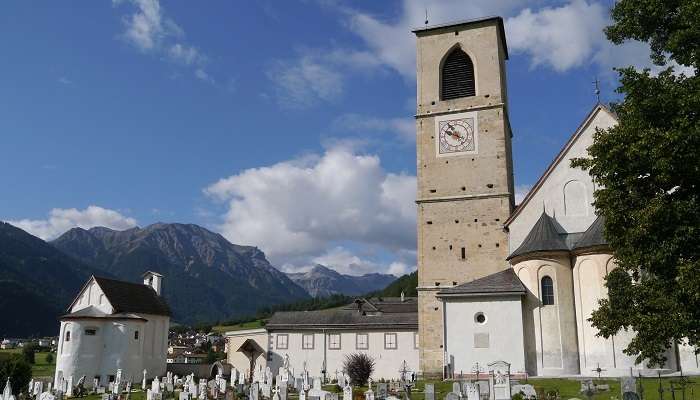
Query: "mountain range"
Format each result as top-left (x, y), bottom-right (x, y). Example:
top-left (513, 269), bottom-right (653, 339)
top-left (0, 220), bottom-right (408, 336)
top-left (286, 264), bottom-right (396, 297)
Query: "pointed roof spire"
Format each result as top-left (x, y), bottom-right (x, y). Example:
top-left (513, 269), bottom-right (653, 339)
top-left (507, 211), bottom-right (569, 260)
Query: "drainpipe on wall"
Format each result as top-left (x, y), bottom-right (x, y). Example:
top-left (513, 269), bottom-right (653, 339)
top-left (322, 329), bottom-right (328, 382)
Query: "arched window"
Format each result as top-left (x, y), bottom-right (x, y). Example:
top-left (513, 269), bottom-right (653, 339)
top-left (541, 276), bottom-right (555, 305)
top-left (441, 48), bottom-right (476, 100)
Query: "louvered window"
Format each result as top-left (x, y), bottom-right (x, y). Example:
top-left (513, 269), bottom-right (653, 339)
top-left (441, 48), bottom-right (475, 100)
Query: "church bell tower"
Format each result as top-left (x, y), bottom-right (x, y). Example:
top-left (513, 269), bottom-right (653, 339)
top-left (413, 17), bottom-right (515, 377)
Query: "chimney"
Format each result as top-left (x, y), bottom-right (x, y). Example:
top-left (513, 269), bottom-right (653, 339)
top-left (400, 291), bottom-right (405, 302)
top-left (143, 271), bottom-right (163, 296)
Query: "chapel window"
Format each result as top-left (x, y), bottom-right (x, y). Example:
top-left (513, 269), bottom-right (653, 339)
top-left (356, 333), bottom-right (369, 350)
top-left (328, 334), bottom-right (341, 350)
top-left (65, 330), bottom-right (71, 342)
top-left (384, 333), bottom-right (397, 350)
top-left (541, 276), bottom-right (555, 305)
top-left (302, 334), bottom-right (314, 350)
top-left (441, 48), bottom-right (476, 100)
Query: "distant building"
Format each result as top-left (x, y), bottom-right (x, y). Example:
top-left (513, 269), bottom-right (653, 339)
top-left (54, 271), bottom-right (171, 388)
top-left (225, 296), bottom-right (418, 381)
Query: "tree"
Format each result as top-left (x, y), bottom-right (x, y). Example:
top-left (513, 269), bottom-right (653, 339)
top-left (45, 353), bottom-right (54, 364)
top-left (22, 344), bottom-right (36, 365)
top-left (343, 353), bottom-right (375, 386)
top-left (572, 0), bottom-right (699, 366)
top-left (0, 354), bottom-right (32, 395)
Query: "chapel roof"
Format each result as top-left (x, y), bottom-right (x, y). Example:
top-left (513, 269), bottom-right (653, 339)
top-left (507, 212), bottom-right (569, 260)
top-left (436, 268), bottom-right (526, 297)
top-left (92, 276), bottom-right (171, 316)
top-left (573, 215), bottom-right (608, 250)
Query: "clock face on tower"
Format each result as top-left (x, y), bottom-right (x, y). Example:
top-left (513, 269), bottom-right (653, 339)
top-left (435, 111), bottom-right (478, 157)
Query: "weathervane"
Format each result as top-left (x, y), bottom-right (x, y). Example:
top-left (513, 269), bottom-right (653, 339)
top-left (593, 77), bottom-right (601, 103)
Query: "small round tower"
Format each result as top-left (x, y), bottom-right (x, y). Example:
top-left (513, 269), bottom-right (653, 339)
top-left (508, 211), bottom-right (580, 376)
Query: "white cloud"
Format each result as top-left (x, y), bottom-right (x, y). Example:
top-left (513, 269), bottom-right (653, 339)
top-left (204, 146), bottom-right (416, 274)
top-left (332, 114), bottom-right (415, 143)
top-left (329, 0), bottom-right (684, 78)
top-left (267, 55), bottom-right (344, 108)
top-left (8, 206), bottom-right (137, 241)
top-left (506, 1), bottom-right (608, 72)
top-left (114, 0), bottom-right (211, 81)
top-left (58, 77), bottom-right (72, 85)
top-left (194, 68), bottom-right (214, 84)
top-left (514, 184), bottom-right (532, 205)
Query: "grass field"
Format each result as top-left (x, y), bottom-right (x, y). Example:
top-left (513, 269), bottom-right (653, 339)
top-left (211, 320), bottom-right (264, 333)
top-left (0, 348), bottom-right (56, 378)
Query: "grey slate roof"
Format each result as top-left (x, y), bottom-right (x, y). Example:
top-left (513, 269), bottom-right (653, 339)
top-left (94, 276), bottom-right (171, 316)
top-left (507, 212), bottom-right (569, 260)
top-left (573, 216), bottom-right (608, 250)
top-left (266, 297), bottom-right (418, 331)
top-left (436, 269), bottom-right (526, 297)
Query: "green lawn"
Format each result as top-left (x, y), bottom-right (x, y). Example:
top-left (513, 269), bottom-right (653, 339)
top-left (212, 320), bottom-right (264, 333)
top-left (0, 349), bottom-right (56, 378)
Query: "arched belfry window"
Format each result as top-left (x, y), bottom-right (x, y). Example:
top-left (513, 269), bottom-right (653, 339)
top-left (541, 276), bottom-right (555, 305)
top-left (441, 48), bottom-right (476, 100)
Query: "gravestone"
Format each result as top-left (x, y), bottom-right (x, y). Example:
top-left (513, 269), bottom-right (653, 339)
top-left (34, 381), bottom-right (43, 396)
top-left (3, 378), bottom-right (16, 400)
top-left (452, 383), bottom-right (461, 396)
top-left (444, 393), bottom-right (460, 400)
top-left (142, 370), bottom-right (148, 391)
top-left (179, 392), bottom-right (192, 400)
top-left (251, 383), bottom-right (260, 400)
top-left (343, 385), bottom-right (353, 400)
top-left (365, 389), bottom-right (375, 400)
top-left (488, 361), bottom-right (511, 400)
top-left (66, 377), bottom-right (73, 397)
top-left (511, 385), bottom-right (536, 400)
top-left (464, 383), bottom-right (479, 400)
top-left (299, 389), bottom-right (306, 400)
top-left (424, 384), bottom-right (435, 400)
top-left (279, 384), bottom-right (288, 400)
top-left (377, 383), bottom-right (388, 399)
top-left (327, 394), bottom-right (339, 400)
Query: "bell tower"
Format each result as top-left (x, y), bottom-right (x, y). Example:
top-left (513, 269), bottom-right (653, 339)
top-left (413, 17), bottom-right (515, 377)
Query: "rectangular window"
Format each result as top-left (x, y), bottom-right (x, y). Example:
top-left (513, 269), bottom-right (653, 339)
top-left (134, 331), bottom-right (139, 340)
top-left (461, 247), bottom-right (466, 259)
top-left (328, 334), bottom-right (341, 350)
top-left (276, 334), bottom-right (288, 350)
top-left (384, 333), bottom-right (397, 350)
top-left (302, 334), bottom-right (314, 350)
top-left (356, 333), bottom-right (368, 350)
top-left (65, 331), bottom-right (71, 342)
top-left (84, 329), bottom-right (97, 336)
top-left (414, 333), bottom-right (420, 349)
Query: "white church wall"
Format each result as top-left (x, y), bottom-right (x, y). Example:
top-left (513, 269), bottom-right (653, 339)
top-left (71, 279), bottom-right (113, 314)
top-left (508, 108), bottom-right (617, 253)
top-left (514, 255), bottom-right (580, 376)
top-left (265, 330), bottom-right (418, 380)
top-left (573, 253), bottom-right (678, 376)
top-left (55, 314), bottom-right (167, 388)
top-left (678, 341), bottom-right (700, 374)
top-left (443, 295), bottom-right (526, 374)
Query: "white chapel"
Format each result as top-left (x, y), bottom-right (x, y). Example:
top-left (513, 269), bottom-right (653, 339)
top-left (54, 271), bottom-right (171, 389)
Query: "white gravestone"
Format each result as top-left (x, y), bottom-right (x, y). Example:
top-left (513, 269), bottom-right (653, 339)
top-left (142, 370), bottom-right (148, 391)
top-left (488, 361), bottom-right (511, 400)
top-left (464, 384), bottom-right (479, 400)
top-left (33, 381), bottom-right (43, 396)
top-left (3, 378), bottom-right (15, 400)
top-left (424, 384), bottom-right (435, 400)
top-left (66, 377), bottom-right (73, 397)
top-left (343, 384), bottom-right (353, 400)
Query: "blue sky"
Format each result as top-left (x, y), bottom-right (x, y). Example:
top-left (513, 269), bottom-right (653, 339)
top-left (0, 0), bottom-right (659, 276)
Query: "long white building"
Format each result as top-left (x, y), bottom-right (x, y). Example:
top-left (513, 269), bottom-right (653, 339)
top-left (226, 297), bottom-right (419, 381)
top-left (54, 271), bottom-right (171, 388)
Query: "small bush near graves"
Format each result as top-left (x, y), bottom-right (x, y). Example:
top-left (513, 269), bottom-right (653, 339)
top-left (343, 353), bottom-right (375, 386)
top-left (0, 354), bottom-right (32, 395)
top-left (45, 353), bottom-right (54, 364)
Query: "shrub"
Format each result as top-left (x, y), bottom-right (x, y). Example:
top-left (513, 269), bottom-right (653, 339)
top-left (0, 354), bottom-right (32, 395)
top-left (22, 344), bottom-right (36, 365)
top-left (45, 353), bottom-right (54, 364)
top-left (343, 353), bottom-right (375, 386)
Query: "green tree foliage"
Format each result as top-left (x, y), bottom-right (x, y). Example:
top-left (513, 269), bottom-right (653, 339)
top-left (343, 353), bottom-right (375, 386)
top-left (572, 0), bottom-right (699, 366)
top-left (372, 271), bottom-right (417, 297)
top-left (0, 354), bottom-right (32, 395)
top-left (22, 344), bottom-right (36, 365)
top-left (45, 353), bottom-right (54, 364)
